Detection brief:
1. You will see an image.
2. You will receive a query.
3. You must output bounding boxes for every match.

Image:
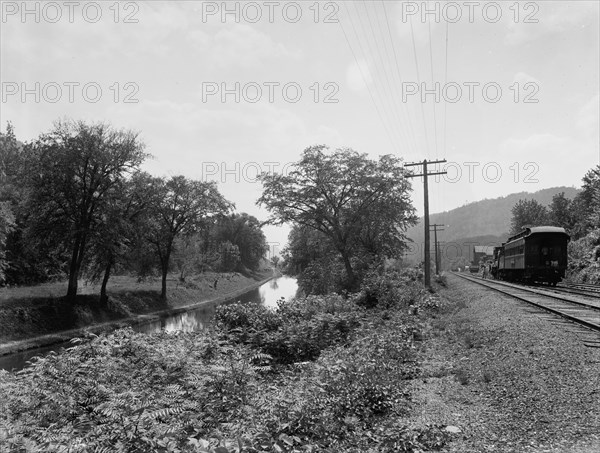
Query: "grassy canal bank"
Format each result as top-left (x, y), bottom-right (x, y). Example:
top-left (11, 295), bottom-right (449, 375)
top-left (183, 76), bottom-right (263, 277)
top-left (0, 268), bottom-right (276, 356)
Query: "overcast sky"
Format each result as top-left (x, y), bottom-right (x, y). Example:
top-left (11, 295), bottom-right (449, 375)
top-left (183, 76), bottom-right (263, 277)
top-left (1, 0), bottom-right (598, 253)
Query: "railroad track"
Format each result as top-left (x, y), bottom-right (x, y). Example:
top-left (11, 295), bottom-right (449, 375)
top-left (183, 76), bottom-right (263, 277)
top-left (453, 272), bottom-right (600, 338)
top-left (561, 281), bottom-right (600, 294)
top-left (533, 282), bottom-right (600, 299)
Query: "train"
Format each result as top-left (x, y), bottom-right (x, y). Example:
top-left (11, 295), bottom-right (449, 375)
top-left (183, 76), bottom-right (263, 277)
top-left (491, 226), bottom-right (570, 286)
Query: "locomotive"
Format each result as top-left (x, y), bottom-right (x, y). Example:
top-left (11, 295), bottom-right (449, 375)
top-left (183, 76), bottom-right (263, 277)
top-left (492, 226), bottom-right (570, 285)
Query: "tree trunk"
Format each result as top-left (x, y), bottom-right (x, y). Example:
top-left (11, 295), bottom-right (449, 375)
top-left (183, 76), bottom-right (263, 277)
top-left (66, 236), bottom-right (82, 301)
top-left (341, 252), bottom-right (357, 291)
top-left (100, 259), bottom-right (112, 303)
top-left (161, 263), bottom-right (168, 300)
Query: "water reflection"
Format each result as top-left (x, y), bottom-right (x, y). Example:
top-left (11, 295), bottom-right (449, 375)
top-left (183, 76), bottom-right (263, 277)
top-left (134, 275), bottom-right (298, 334)
top-left (0, 275), bottom-right (298, 371)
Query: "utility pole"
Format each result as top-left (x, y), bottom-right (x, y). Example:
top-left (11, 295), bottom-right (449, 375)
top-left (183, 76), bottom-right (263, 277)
top-left (429, 224), bottom-right (445, 274)
top-left (405, 159), bottom-right (447, 288)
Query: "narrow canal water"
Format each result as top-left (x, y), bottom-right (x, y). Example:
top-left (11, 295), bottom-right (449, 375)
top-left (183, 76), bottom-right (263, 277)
top-left (0, 275), bottom-right (298, 372)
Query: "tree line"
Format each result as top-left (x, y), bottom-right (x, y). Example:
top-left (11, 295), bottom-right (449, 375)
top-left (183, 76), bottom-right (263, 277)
top-left (510, 165), bottom-right (600, 238)
top-left (0, 120), bottom-right (268, 300)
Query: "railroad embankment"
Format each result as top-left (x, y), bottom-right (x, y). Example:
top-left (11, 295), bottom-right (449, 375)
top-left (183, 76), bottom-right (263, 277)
top-left (0, 269), bottom-right (275, 355)
top-left (403, 273), bottom-right (600, 452)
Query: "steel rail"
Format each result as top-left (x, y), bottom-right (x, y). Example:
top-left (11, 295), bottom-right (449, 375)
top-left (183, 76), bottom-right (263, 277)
top-left (453, 272), bottom-right (600, 333)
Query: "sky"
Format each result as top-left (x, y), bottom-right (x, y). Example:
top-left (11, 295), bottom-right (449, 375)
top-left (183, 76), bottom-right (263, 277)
top-left (1, 0), bottom-right (599, 255)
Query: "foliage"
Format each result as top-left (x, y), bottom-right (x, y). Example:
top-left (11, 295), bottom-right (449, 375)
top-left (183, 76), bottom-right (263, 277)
top-left (145, 175), bottom-right (232, 298)
top-left (296, 254), bottom-right (347, 295)
top-left (212, 213), bottom-right (268, 271)
top-left (510, 199), bottom-right (548, 234)
top-left (216, 294), bottom-right (360, 364)
top-left (85, 172), bottom-right (154, 300)
top-left (1, 123), bottom-right (66, 285)
top-left (258, 146), bottom-right (417, 290)
top-left (548, 192), bottom-right (575, 232)
top-left (0, 201), bottom-right (15, 283)
top-left (0, 268), bottom-right (447, 452)
top-left (566, 228), bottom-right (600, 283)
top-left (20, 120), bottom-right (147, 299)
top-left (356, 267), bottom-right (426, 309)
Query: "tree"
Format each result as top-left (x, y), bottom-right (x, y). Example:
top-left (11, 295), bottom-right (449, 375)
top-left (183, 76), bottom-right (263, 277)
top-left (0, 201), bottom-right (15, 283)
top-left (212, 213), bottom-right (268, 271)
top-left (86, 172), bottom-right (153, 301)
top-left (510, 199), bottom-right (549, 234)
top-left (548, 192), bottom-right (575, 231)
top-left (0, 123), bottom-right (19, 283)
top-left (145, 176), bottom-right (231, 299)
top-left (258, 146), bottom-right (416, 290)
top-left (22, 120), bottom-right (147, 300)
top-left (570, 166), bottom-right (600, 238)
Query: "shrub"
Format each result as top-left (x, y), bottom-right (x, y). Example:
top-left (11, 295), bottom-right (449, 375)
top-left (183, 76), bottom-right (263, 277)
top-left (357, 268), bottom-right (426, 309)
top-left (216, 296), bottom-right (361, 365)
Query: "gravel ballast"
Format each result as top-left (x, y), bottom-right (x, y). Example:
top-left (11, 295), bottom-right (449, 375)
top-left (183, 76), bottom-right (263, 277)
top-left (404, 274), bottom-right (600, 452)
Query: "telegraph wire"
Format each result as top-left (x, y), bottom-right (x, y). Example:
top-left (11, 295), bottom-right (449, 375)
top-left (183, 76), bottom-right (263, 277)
top-left (341, 2), bottom-right (406, 153)
top-left (337, 5), bottom-right (399, 153)
top-left (350, 1), bottom-right (406, 151)
top-left (443, 19), bottom-right (450, 157)
top-left (381, 0), bottom-right (419, 156)
top-left (428, 20), bottom-right (439, 158)
top-left (409, 15), bottom-right (431, 158)
top-left (363, 0), bottom-right (415, 155)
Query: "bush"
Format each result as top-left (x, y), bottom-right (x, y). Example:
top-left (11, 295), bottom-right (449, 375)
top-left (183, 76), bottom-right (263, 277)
top-left (356, 268), bottom-right (426, 309)
top-left (567, 229), bottom-right (600, 283)
top-left (216, 296), bottom-right (361, 364)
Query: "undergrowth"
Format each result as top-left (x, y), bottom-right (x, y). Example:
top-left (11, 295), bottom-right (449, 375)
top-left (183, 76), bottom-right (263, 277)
top-left (0, 268), bottom-right (452, 452)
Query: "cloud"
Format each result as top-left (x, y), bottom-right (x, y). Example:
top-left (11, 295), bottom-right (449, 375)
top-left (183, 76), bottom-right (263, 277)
top-left (512, 72), bottom-right (541, 86)
top-left (576, 93), bottom-right (600, 139)
top-left (505, 2), bottom-right (599, 46)
top-left (346, 59), bottom-right (372, 92)
top-left (187, 24), bottom-right (297, 68)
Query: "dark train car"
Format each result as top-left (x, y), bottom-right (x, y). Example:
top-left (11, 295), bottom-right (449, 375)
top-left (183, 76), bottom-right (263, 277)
top-left (496, 226), bottom-right (569, 285)
top-left (490, 245), bottom-right (503, 279)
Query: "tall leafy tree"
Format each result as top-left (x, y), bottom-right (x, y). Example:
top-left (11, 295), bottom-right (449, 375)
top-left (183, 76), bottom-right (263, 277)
top-left (258, 146), bottom-right (416, 290)
top-left (86, 172), bottom-right (154, 301)
top-left (0, 123), bottom-right (20, 283)
top-left (548, 192), bottom-right (575, 231)
top-left (145, 176), bottom-right (231, 299)
top-left (570, 166), bottom-right (600, 238)
top-left (212, 213), bottom-right (268, 271)
top-left (23, 120), bottom-right (147, 300)
top-left (0, 201), bottom-right (15, 283)
top-left (510, 199), bottom-right (549, 234)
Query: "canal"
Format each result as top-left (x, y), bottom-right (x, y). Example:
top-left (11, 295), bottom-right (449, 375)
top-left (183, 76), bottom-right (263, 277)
top-left (0, 275), bottom-right (298, 372)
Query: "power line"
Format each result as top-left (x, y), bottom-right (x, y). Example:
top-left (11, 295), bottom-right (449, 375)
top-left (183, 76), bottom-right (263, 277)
top-left (443, 20), bottom-right (450, 157)
top-left (381, 0), bottom-right (419, 155)
top-left (370, 0), bottom-right (415, 155)
top-left (428, 20), bottom-right (439, 158)
top-left (337, 6), bottom-right (399, 153)
top-left (350, 1), bottom-right (405, 151)
top-left (409, 16), bottom-right (431, 158)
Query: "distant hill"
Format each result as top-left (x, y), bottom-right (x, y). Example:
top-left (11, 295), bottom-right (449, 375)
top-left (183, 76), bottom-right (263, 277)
top-left (404, 186), bottom-right (579, 266)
